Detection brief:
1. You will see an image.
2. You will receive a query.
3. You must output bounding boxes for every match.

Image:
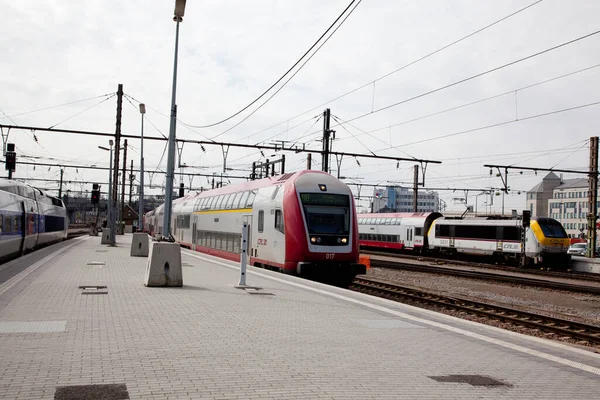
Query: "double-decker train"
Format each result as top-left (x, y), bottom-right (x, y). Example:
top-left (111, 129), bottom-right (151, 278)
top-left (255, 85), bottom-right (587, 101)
top-left (358, 212), bottom-right (571, 266)
top-left (0, 179), bottom-right (68, 263)
top-left (145, 170), bottom-right (366, 285)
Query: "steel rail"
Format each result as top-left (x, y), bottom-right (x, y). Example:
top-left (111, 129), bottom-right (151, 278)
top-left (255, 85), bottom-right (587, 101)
top-left (352, 277), bottom-right (600, 346)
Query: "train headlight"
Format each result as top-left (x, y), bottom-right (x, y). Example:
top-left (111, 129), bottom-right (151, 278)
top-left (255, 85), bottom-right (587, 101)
top-left (316, 237), bottom-right (321, 243)
top-left (341, 238), bottom-right (347, 244)
top-left (311, 237), bottom-right (316, 243)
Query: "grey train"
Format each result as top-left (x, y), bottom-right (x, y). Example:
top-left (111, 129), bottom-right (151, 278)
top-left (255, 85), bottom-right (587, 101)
top-left (0, 179), bottom-right (68, 263)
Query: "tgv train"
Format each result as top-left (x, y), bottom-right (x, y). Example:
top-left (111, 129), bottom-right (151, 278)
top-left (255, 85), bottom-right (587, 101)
top-left (358, 212), bottom-right (571, 266)
top-left (145, 171), bottom-right (366, 285)
top-left (0, 179), bottom-right (68, 263)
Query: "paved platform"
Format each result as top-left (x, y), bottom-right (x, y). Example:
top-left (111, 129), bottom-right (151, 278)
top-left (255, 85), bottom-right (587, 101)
top-left (0, 234), bottom-right (599, 399)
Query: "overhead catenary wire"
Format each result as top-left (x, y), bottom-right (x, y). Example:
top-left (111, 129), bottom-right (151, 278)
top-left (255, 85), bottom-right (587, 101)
top-left (4, 92), bottom-right (115, 119)
top-left (206, 0), bottom-right (364, 141)
top-left (178, 0), bottom-right (362, 131)
top-left (320, 29), bottom-right (600, 134)
top-left (47, 94), bottom-right (116, 129)
top-left (335, 61), bottom-right (600, 143)
top-left (224, 0), bottom-right (545, 146)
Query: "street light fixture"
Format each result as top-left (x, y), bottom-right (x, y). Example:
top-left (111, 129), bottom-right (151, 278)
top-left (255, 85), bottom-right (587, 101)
top-left (98, 140), bottom-right (115, 245)
top-left (139, 103), bottom-right (146, 231)
top-left (162, 0), bottom-right (186, 241)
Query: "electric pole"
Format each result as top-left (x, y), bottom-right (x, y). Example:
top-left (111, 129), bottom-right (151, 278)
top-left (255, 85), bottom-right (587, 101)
top-left (121, 139), bottom-right (128, 228)
top-left (587, 136), bottom-right (598, 258)
top-left (110, 84), bottom-right (123, 246)
top-left (322, 108), bottom-right (331, 174)
top-left (129, 159), bottom-right (134, 206)
top-left (58, 168), bottom-right (64, 198)
top-left (307, 153), bottom-right (312, 170)
top-left (413, 164), bottom-right (419, 212)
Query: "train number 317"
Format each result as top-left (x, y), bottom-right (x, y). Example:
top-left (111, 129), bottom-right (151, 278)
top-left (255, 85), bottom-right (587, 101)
top-left (325, 253), bottom-right (335, 259)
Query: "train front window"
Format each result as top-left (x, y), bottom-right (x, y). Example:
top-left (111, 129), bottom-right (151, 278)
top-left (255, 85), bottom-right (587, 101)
top-left (537, 218), bottom-right (568, 238)
top-left (299, 193), bottom-right (350, 236)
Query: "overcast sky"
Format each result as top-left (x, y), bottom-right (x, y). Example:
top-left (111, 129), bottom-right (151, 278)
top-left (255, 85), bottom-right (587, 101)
top-left (1, 0), bottom-right (599, 214)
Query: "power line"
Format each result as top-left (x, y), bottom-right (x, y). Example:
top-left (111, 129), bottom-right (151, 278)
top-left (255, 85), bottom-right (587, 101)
top-left (388, 100), bottom-right (600, 149)
top-left (326, 29), bottom-right (600, 132)
top-left (336, 61), bottom-right (600, 143)
top-left (48, 94), bottom-right (116, 129)
top-left (4, 92), bottom-right (115, 119)
top-left (224, 0), bottom-right (544, 145)
top-left (206, 0), bottom-right (364, 141)
top-left (178, 0), bottom-right (362, 131)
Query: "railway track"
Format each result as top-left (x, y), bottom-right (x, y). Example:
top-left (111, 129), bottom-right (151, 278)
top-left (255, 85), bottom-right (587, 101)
top-left (365, 255), bottom-right (600, 295)
top-left (351, 277), bottom-right (600, 347)
top-left (361, 249), bottom-right (600, 284)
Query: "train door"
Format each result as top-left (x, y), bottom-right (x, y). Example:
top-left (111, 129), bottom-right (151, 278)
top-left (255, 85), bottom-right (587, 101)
top-left (192, 216), bottom-right (197, 247)
top-left (496, 227), bottom-right (503, 252)
top-left (405, 226), bottom-right (414, 248)
top-left (449, 226), bottom-right (455, 248)
top-left (19, 201), bottom-right (26, 255)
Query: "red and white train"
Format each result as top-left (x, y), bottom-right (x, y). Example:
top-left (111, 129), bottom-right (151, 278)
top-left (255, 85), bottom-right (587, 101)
top-left (145, 170), bottom-right (366, 285)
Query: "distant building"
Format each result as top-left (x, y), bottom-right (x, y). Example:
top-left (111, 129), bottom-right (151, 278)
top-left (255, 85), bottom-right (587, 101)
top-left (525, 172), bottom-right (561, 217)
top-left (526, 173), bottom-right (595, 238)
top-left (372, 186), bottom-right (439, 213)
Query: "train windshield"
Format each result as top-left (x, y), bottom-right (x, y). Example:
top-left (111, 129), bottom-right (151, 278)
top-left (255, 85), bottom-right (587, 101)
top-left (537, 218), bottom-right (568, 238)
top-left (299, 193), bottom-right (350, 235)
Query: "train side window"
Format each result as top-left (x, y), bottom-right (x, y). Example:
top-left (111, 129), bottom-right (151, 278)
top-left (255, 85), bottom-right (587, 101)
top-left (238, 191), bottom-right (249, 208)
top-left (246, 191), bottom-right (257, 207)
top-left (384, 218), bottom-right (392, 225)
top-left (0, 215), bottom-right (3, 233)
top-left (258, 210), bottom-right (264, 233)
top-left (231, 192), bottom-right (242, 209)
top-left (274, 209), bottom-right (284, 233)
top-left (206, 197), bottom-right (214, 210)
top-left (415, 227), bottom-right (423, 236)
top-left (13, 216), bottom-right (19, 232)
top-left (224, 194), bottom-right (235, 209)
top-left (217, 195), bottom-right (227, 209)
top-left (375, 218), bottom-right (382, 225)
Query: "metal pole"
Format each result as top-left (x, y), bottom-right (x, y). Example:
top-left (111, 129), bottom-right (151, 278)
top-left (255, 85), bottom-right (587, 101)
top-left (162, 19), bottom-right (181, 241)
top-left (121, 139), bottom-right (128, 231)
top-left (238, 222), bottom-right (248, 286)
top-left (110, 84), bottom-right (123, 247)
top-left (138, 110), bottom-right (144, 230)
top-left (108, 144), bottom-right (113, 243)
top-left (413, 165), bottom-right (419, 212)
top-left (587, 136), bottom-right (599, 258)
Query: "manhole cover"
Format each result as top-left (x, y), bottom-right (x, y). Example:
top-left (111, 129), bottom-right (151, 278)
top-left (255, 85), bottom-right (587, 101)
top-left (428, 375), bottom-right (511, 387)
top-left (55, 383), bottom-right (129, 399)
top-left (79, 285), bottom-right (108, 295)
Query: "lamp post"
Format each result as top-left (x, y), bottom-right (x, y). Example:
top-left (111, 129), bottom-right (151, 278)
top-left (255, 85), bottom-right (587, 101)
top-left (98, 140), bottom-right (114, 244)
top-left (139, 103), bottom-right (146, 231)
top-left (162, 0), bottom-right (186, 241)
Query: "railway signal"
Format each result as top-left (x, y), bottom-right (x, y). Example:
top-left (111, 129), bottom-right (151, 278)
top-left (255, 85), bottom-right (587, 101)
top-left (91, 183), bottom-right (100, 204)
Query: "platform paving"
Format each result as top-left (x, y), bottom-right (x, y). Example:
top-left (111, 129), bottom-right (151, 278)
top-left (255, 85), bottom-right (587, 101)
top-left (0, 234), bottom-right (599, 399)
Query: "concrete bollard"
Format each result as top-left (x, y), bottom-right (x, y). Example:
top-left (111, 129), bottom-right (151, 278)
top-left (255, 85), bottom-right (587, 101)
top-left (100, 228), bottom-right (111, 244)
top-left (130, 232), bottom-right (149, 257)
top-left (144, 241), bottom-right (182, 287)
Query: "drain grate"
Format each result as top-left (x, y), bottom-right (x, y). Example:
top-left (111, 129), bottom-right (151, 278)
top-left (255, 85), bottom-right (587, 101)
top-left (55, 383), bottom-right (129, 399)
top-left (428, 375), bottom-right (511, 387)
top-left (79, 285), bottom-right (108, 295)
top-left (86, 261), bottom-right (106, 266)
